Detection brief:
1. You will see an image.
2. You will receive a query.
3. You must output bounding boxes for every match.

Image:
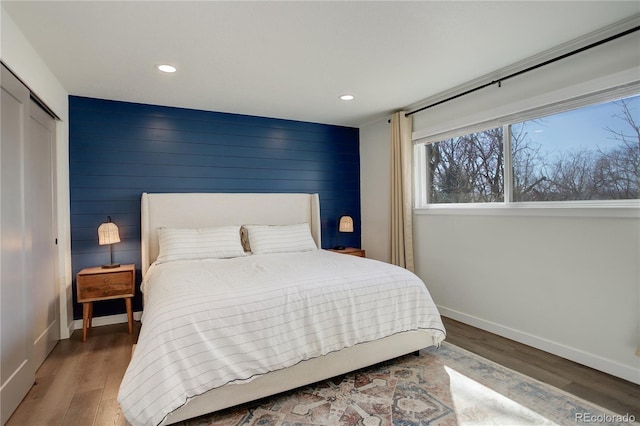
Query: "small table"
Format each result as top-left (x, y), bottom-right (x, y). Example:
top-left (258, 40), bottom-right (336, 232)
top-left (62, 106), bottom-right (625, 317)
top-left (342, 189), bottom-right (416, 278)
top-left (328, 247), bottom-right (366, 257)
top-left (76, 264), bottom-right (135, 342)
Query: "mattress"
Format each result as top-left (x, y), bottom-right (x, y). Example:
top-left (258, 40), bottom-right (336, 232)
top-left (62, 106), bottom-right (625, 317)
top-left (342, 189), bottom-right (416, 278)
top-left (118, 250), bottom-right (446, 426)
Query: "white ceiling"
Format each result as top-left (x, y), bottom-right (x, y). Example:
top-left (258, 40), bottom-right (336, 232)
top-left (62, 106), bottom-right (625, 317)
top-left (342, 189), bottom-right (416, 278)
top-left (3, 1), bottom-right (639, 127)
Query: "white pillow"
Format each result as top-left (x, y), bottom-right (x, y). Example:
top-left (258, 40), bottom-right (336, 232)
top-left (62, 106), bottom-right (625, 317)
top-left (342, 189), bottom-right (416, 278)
top-left (244, 223), bottom-right (317, 255)
top-left (156, 226), bottom-right (245, 263)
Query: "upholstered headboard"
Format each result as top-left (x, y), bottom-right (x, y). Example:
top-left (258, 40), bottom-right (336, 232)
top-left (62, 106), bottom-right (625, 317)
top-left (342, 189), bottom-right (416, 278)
top-left (140, 192), bottom-right (321, 276)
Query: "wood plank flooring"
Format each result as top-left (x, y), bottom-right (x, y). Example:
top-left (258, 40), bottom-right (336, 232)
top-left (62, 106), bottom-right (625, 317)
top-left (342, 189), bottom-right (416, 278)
top-left (7, 322), bottom-right (139, 426)
top-left (6, 317), bottom-right (639, 425)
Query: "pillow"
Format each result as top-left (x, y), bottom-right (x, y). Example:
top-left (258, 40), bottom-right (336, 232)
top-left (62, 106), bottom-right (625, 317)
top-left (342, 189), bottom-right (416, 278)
top-left (244, 223), bottom-right (317, 255)
top-left (156, 226), bottom-right (246, 263)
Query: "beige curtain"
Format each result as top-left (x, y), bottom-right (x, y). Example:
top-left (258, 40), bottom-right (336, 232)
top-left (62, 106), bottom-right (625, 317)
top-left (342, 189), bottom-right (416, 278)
top-left (389, 111), bottom-right (414, 271)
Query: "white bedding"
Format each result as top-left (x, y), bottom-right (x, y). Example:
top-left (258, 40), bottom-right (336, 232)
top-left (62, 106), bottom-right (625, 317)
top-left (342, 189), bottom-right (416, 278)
top-left (118, 250), bottom-right (446, 426)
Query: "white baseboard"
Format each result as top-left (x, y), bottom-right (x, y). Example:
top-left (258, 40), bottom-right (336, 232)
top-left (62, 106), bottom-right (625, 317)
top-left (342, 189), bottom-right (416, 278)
top-left (72, 311), bottom-right (143, 331)
top-left (64, 321), bottom-right (74, 339)
top-left (438, 305), bottom-right (640, 385)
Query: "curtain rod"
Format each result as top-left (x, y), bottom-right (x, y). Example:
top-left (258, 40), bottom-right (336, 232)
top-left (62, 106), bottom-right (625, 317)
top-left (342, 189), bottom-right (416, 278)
top-left (401, 25), bottom-right (640, 119)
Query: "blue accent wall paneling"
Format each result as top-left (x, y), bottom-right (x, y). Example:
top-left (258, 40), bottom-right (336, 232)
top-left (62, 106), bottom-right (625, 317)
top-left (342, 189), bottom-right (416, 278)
top-left (69, 96), bottom-right (360, 320)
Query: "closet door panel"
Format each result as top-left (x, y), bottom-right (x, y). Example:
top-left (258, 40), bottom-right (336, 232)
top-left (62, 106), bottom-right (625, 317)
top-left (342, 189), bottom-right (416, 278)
top-left (27, 100), bottom-right (58, 368)
top-left (1, 65), bottom-right (34, 425)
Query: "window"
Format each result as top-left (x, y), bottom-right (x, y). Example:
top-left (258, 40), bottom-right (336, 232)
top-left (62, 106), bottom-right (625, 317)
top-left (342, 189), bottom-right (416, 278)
top-left (416, 92), bottom-right (639, 206)
top-left (512, 96), bottom-right (639, 201)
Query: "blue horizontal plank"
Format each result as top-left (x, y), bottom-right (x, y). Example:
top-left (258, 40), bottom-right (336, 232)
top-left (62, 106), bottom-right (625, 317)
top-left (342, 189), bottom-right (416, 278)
top-left (69, 189), bottom-right (359, 204)
top-left (70, 212), bottom-right (140, 228)
top-left (71, 251), bottom-right (141, 275)
top-left (71, 238), bottom-right (141, 256)
top-left (70, 162), bottom-right (359, 181)
top-left (69, 224), bottom-right (140, 240)
top-left (69, 150), bottom-right (357, 171)
top-left (69, 200), bottom-right (139, 215)
top-left (70, 176), bottom-right (360, 192)
top-left (69, 137), bottom-right (358, 162)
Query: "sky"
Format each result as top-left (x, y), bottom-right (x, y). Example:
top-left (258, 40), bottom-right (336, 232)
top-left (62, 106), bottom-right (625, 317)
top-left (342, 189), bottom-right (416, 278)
top-left (518, 94), bottom-right (639, 158)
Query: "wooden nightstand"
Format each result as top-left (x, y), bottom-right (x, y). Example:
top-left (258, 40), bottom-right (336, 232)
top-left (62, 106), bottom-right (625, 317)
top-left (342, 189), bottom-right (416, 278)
top-left (329, 247), bottom-right (366, 257)
top-left (76, 264), bottom-right (135, 342)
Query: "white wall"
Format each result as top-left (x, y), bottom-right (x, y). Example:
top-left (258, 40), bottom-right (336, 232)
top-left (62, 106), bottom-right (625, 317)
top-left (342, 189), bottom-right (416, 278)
top-left (1, 7), bottom-right (73, 338)
top-left (359, 117), bottom-right (391, 262)
top-left (359, 22), bottom-right (640, 383)
top-left (414, 212), bottom-right (639, 383)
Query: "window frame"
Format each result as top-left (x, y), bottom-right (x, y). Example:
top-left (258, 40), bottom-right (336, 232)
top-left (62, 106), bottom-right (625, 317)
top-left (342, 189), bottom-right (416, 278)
top-left (413, 83), bottom-right (640, 218)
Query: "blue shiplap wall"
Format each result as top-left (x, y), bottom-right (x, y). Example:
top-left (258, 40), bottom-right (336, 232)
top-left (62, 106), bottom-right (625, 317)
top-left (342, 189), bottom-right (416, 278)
top-left (70, 96), bottom-right (360, 320)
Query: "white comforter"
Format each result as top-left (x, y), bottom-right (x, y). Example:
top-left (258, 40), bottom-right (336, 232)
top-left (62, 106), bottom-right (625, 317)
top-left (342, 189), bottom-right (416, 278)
top-left (118, 250), bottom-right (445, 426)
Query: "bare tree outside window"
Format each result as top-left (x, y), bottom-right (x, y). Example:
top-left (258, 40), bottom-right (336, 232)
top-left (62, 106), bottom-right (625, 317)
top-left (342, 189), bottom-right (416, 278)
top-left (427, 127), bottom-right (504, 203)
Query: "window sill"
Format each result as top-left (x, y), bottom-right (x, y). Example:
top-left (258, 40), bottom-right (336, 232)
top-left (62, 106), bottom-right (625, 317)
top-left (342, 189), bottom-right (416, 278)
top-left (414, 200), bottom-right (640, 218)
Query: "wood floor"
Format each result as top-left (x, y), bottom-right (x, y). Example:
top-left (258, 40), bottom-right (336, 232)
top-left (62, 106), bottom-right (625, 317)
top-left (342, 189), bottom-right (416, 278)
top-left (7, 317), bottom-right (639, 425)
top-left (6, 322), bottom-right (139, 426)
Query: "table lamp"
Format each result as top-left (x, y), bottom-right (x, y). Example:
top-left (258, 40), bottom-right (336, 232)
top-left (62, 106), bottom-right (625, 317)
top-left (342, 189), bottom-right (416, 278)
top-left (98, 216), bottom-right (121, 268)
top-left (334, 215), bottom-right (353, 250)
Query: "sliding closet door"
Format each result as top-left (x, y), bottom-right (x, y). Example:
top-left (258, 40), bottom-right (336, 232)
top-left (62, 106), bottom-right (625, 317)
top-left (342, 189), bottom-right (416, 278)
top-left (27, 99), bottom-right (59, 368)
top-left (1, 63), bottom-right (58, 424)
top-left (1, 65), bottom-right (34, 425)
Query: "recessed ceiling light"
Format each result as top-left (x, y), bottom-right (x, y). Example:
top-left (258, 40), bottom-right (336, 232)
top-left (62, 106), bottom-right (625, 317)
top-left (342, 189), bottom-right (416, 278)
top-left (339, 94), bottom-right (355, 101)
top-left (157, 64), bottom-right (177, 73)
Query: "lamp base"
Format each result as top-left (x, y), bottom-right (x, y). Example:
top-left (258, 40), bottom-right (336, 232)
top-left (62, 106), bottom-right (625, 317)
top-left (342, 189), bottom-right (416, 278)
top-left (101, 263), bottom-right (121, 269)
top-left (332, 246), bottom-right (346, 250)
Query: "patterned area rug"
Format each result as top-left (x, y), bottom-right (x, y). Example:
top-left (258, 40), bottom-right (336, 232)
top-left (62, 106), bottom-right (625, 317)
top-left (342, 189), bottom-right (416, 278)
top-left (180, 342), bottom-right (635, 426)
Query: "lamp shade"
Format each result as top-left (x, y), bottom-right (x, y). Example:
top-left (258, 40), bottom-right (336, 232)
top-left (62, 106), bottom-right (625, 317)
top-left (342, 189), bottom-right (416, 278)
top-left (98, 217), bottom-right (120, 245)
top-left (339, 216), bottom-right (354, 233)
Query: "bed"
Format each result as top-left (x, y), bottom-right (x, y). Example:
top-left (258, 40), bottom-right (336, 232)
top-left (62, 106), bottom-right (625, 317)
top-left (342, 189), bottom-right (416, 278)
top-left (118, 192), bottom-right (446, 426)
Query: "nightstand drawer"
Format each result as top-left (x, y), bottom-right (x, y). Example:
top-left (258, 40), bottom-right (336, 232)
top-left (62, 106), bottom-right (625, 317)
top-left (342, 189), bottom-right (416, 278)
top-left (77, 271), bottom-right (133, 301)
